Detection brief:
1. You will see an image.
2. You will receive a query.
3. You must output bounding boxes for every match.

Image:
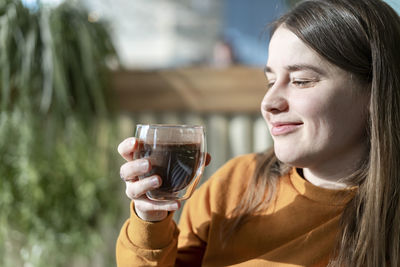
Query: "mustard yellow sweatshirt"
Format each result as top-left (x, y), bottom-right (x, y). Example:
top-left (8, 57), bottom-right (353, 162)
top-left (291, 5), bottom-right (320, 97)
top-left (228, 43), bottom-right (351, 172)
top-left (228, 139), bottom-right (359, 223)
top-left (116, 154), bottom-right (356, 266)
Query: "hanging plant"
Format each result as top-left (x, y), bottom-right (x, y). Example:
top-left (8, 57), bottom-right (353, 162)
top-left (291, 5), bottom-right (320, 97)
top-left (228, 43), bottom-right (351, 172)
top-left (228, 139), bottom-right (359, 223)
top-left (0, 0), bottom-right (121, 266)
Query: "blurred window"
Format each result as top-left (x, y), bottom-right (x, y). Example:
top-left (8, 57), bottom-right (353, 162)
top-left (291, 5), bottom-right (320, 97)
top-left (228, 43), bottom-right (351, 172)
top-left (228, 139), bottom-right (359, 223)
top-left (83, 0), bottom-right (288, 69)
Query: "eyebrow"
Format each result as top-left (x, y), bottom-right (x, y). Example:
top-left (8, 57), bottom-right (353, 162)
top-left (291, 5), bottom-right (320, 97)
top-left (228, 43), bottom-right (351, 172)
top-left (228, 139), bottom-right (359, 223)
top-left (264, 64), bottom-right (327, 76)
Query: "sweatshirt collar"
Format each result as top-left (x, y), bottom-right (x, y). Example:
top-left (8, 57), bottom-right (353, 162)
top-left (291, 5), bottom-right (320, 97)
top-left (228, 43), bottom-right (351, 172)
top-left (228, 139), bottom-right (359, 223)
top-left (289, 167), bottom-right (358, 206)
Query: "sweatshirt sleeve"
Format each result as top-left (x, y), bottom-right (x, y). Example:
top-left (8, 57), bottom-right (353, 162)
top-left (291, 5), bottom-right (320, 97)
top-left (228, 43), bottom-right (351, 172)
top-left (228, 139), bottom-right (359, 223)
top-left (115, 175), bottom-right (214, 267)
top-left (116, 201), bottom-right (179, 267)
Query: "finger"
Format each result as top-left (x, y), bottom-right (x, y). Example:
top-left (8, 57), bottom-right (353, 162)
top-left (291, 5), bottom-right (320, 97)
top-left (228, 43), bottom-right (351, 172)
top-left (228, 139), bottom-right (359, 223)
top-left (134, 196), bottom-right (181, 212)
top-left (205, 153), bottom-right (211, 166)
top-left (117, 137), bottom-right (137, 161)
top-left (120, 159), bottom-right (151, 181)
top-left (125, 176), bottom-right (161, 199)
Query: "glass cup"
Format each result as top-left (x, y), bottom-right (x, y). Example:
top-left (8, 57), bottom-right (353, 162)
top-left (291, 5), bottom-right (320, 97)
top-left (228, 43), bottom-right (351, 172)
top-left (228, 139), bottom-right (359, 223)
top-left (133, 124), bottom-right (207, 201)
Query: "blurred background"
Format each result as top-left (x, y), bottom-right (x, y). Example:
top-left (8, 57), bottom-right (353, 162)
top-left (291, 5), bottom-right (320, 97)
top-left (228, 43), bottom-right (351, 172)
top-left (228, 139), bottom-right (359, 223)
top-left (0, 0), bottom-right (398, 266)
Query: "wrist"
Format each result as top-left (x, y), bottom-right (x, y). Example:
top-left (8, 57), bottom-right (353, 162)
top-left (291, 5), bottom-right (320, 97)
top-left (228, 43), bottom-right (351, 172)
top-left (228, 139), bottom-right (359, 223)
top-left (134, 207), bottom-right (168, 222)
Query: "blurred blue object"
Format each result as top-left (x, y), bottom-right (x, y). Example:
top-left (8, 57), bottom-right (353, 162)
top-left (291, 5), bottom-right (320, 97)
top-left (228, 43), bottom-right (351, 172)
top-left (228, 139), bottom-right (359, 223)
top-left (222, 0), bottom-right (288, 66)
top-left (22, 0), bottom-right (64, 9)
top-left (384, 0), bottom-right (400, 13)
top-left (21, 0), bottom-right (38, 9)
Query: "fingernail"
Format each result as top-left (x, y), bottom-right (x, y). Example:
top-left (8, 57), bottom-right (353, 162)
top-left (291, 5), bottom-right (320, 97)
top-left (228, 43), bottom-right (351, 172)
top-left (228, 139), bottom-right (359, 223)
top-left (149, 177), bottom-right (160, 187)
top-left (139, 160), bottom-right (149, 172)
top-left (171, 203), bottom-right (179, 209)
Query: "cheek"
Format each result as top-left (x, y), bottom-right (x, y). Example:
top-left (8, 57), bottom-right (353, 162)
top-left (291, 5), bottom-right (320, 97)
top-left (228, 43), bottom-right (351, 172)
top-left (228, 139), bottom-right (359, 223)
top-left (291, 95), bottom-right (338, 138)
top-left (297, 92), bottom-right (367, 140)
top-left (292, 96), bottom-right (328, 120)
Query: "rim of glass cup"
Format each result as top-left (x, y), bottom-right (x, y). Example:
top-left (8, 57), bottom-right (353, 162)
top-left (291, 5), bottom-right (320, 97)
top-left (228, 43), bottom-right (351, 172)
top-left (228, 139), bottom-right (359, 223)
top-left (136, 124), bottom-right (204, 129)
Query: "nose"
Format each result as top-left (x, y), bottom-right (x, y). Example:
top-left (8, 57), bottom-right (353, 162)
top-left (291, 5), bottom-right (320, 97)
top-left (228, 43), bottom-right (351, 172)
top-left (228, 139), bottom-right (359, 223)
top-left (261, 87), bottom-right (289, 114)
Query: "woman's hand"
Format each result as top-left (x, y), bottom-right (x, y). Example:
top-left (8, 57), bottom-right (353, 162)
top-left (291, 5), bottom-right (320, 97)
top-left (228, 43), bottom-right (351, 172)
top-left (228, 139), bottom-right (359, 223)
top-left (118, 137), bottom-right (211, 222)
top-left (118, 137), bottom-right (178, 221)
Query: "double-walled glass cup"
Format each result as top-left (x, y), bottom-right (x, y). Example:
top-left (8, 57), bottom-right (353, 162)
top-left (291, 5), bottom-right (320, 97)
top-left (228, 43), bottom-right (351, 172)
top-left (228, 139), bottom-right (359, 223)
top-left (133, 124), bottom-right (206, 201)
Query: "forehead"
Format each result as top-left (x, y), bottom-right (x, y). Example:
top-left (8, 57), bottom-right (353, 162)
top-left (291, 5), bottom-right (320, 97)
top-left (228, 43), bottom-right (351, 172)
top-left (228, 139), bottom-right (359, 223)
top-left (267, 26), bottom-right (328, 71)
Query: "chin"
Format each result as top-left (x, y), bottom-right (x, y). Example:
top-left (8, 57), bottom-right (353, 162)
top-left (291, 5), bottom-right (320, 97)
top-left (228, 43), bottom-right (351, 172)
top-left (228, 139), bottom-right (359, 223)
top-left (274, 149), bottom-right (296, 165)
top-left (273, 146), bottom-right (310, 167)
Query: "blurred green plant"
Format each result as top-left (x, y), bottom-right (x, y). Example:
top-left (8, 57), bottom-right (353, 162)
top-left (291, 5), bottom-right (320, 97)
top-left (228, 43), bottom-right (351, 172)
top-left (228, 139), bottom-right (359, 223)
top-left (0, 0), bottom-right (121, 266)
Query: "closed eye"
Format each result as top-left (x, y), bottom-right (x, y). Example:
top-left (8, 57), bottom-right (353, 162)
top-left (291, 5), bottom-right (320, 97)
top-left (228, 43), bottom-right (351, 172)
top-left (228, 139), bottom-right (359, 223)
top-left (292, 79), bottom-right (317, 88)
top-left (267, 81), bottom-right (275, 89)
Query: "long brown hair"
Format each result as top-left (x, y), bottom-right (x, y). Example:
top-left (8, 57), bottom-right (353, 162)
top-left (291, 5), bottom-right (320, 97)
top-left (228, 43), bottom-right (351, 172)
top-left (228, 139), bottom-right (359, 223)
top-left (227, 0), bottom-right (400, 266)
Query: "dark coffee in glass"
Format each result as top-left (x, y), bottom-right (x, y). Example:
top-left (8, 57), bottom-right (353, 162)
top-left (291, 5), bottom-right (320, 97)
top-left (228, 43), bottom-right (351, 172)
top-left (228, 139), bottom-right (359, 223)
top-left (134, 124), bottom-right (206, 201)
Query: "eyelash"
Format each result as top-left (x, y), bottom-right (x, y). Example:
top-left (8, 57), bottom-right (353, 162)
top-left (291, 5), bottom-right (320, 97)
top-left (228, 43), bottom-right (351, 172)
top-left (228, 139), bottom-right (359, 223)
top-left (292, 80), bottom-right (314, 88)
top-left (267, 81), bottom-right (275, 89)
top-left (266, 79), bottom-right (316, 89)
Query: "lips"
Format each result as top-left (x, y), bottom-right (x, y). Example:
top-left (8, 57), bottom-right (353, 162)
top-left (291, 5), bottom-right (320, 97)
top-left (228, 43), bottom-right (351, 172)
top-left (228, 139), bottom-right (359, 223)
top-left (270, 121), bottom-right (303, 136)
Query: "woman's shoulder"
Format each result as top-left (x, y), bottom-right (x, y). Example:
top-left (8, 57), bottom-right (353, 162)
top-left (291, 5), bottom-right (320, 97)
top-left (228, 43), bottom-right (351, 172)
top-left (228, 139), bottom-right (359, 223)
top-left (207, 153), bottom-right (258, 186)
top-left (215, 153), bottom-right (258, 176)
top-left (214, 154), bottom-right (257, 183)
top-left (190, 153), bottom-right (260, 212)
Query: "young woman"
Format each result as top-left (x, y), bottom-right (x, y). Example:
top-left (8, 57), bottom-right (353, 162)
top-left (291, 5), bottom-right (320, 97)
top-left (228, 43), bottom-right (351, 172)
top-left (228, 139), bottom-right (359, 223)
top-left (116, 0), bottom-right (400, 266)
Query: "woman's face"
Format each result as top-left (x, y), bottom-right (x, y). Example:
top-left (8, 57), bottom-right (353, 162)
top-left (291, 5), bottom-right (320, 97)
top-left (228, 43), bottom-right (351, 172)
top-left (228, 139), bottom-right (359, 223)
top-left (262, 26), bottom-right (369, 171)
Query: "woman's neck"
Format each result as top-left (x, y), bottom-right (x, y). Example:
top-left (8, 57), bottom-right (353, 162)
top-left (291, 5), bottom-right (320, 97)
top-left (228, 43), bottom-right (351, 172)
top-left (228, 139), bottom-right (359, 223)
top-left (301, 168), bottom-right (350, 189)
top-left (300, 141), bottom-right (368, 189)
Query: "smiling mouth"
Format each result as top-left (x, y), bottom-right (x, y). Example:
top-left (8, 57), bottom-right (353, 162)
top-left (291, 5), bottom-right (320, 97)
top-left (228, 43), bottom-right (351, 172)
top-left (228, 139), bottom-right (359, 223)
top-left (270, 122), bottom-right (303, 136)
